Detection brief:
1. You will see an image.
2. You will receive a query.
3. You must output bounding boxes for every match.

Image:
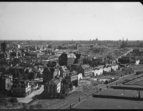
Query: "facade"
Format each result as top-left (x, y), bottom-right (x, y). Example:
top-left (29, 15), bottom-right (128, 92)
top-left (11, 79), bottom-right (32, 97)
top-left (44, 79), bottom-right (62, 98)
top-left (0, 74), bottom-right (13, 94)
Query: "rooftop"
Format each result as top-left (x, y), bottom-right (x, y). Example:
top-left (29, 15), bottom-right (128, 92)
top-left (73, 97), bottom-right (143, 109)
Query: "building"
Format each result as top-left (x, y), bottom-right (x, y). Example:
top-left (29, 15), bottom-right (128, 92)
top-left (92, 68), bottom-right (103, 77)
top-left (70, 70), bottom-right (79, 87)
top-left (0, 74), bottom-right (13, 94)
top-left (43, 67), bottom-right (60, 83)
top-left (11, 79), bottom-right (32, 97)
top-left (59, 52), bottom-right (76, 67)
top-left (103, 66), bottom-right (112, 73)
top-left (77, 64), bottom-right (92, 77)
top-left (43, 79), bottom-right (62, 98)
top-left (111, 65), bottom-right (119, 72)
top-left (59, 66), bottom-right (68, 78)
top-left (78, 73), bottom-right (83, 80)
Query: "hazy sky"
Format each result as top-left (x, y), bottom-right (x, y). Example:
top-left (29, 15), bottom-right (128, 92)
top-left (0, 2), bottom-right (143, 40)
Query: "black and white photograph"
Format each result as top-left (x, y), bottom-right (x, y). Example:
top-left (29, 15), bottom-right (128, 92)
top-left (0, 2), bottom-right (143, 109)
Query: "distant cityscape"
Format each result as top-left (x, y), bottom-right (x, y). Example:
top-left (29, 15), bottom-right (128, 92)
top-left (0, 40), bottom-right (143, 109)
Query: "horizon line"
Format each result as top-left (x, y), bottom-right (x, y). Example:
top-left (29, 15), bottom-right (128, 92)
top-left (0, 39), bottom-right (142, 41)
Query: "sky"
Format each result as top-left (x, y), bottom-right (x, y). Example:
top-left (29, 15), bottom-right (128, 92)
top-left (0, 2), bottom-right (143, 41)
